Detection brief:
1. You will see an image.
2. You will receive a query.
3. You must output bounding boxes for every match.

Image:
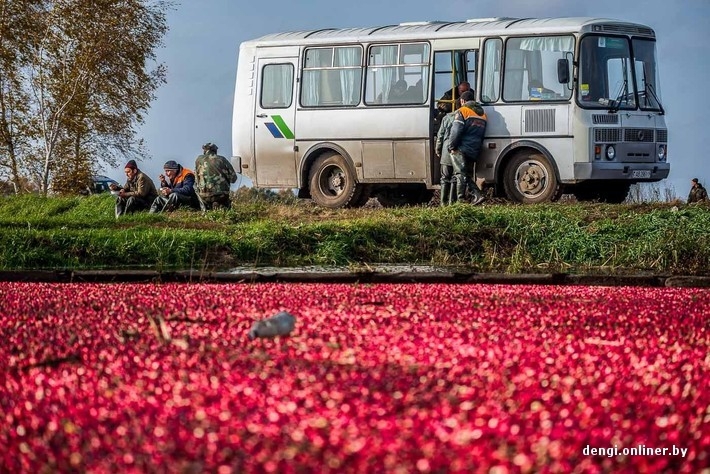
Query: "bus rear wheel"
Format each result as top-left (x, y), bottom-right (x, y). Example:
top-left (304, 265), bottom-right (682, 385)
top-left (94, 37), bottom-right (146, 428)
top-left (309, 152), bottom-right (360, 208)
top-left (503, 152), bottom-right (561, 203)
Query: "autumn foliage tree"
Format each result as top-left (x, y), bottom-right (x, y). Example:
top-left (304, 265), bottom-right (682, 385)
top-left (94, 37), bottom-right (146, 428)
top-left (0, 0), bottom-right (171, 195)
top-left (0, 0), bottom-right (44, 193)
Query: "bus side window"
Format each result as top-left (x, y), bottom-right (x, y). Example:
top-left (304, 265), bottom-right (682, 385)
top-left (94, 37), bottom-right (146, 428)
top-left (302, 46), bottom-right (363, 107)
top-left (365, 42), bottom-right (429, 105)
top-left (261, 64), bottom-right (294, 109)
top-left (481, 38), bottom-right (502, 103)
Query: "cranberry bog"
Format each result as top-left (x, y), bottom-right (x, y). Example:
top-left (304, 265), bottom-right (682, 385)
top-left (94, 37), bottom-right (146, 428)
top-left (1, 282), bottom-right (708, 472)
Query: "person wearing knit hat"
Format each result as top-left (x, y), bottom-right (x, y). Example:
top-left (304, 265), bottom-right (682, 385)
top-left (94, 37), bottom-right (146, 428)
top-left (163, 160), bottom-right (180, 170)
top-left (150, 160), bottom-right (200, 213)
top-left (111, 159), bottom-right (158, 218)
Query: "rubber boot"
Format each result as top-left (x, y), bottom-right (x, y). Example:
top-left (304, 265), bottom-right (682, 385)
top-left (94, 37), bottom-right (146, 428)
top-left (469, 183), bottom-right (485, 206)
top-left (449, 180), bottom-right (459, 204)
top-left (440, 180), bottom-right (450, 206)
top-left (456, 175), bottom-right (468, 203)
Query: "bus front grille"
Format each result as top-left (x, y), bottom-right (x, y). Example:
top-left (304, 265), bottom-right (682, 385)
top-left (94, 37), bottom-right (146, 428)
top-left (656, 129), bottom-right (668, 143)
top-left (594, 128), bottom-right (622, 142)
top-left (592, 114), bottom-right (619, 124)
top-left (624, 128), bottom-right (654, 143)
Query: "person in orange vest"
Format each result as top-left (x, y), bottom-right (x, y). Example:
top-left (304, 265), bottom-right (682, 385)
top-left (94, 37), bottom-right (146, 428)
top-left (448, 90), bottom-right (487, 205)
top-left (149, 160), bottom-right (200, 213)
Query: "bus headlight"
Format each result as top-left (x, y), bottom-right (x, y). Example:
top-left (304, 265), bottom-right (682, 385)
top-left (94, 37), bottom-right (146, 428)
top-left (658, 145), bottom-right (666, 161)
top-left (605, 145), bottom-right (616, 160)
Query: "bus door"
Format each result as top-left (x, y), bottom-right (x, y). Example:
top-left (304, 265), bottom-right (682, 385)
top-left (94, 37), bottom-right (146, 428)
top-left (254, 57), bottom-right (298, 186)
top-left (432, 48), bottom-right (478, 182)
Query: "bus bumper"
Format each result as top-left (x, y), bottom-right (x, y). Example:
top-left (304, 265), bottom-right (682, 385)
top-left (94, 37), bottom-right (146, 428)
top-left (573, 162), bottom-right (670, 181)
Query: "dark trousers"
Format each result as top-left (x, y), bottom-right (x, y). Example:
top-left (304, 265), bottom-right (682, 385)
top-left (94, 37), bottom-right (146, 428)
top-left (115, 196), bottom-right (152, 218)
top-left (452, 151), bottom-right (481, 202)
top-left (440, 165), bottom-right (455, 206)
top-left (150, 193), bottom-right (199, 213)
top-left (198, 193), bottom-right (231, 211)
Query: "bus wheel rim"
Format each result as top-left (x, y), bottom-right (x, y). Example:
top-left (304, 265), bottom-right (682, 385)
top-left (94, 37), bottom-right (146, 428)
top-left (514, 160), bottom-right (548, 198)
top-left (321, 165), bottom-right (346, 197)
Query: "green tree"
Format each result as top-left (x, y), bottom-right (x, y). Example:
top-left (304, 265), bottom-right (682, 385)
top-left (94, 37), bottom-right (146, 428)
top-left (0, 0), bottom-right (45, 193)
top-left (28, 0), bottom-right (171, 195)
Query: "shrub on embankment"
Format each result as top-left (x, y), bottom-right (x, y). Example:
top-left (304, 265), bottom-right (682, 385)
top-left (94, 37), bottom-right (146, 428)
top-left (0, 194), bottom-right (708, 274)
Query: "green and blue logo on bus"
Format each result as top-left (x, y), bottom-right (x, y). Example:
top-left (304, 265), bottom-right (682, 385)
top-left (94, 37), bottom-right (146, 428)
top-left (264, 115), bottom-right (294, 139)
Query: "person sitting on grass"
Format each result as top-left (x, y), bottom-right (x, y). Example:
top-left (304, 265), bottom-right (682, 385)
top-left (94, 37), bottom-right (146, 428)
top-left (149, 160), bottom-right (200, 213)
top-left (110, 160), bottom-right (158, 218)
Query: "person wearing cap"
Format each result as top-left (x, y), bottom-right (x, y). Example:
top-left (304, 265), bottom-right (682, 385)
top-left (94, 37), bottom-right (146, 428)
top-left (195, 142), bottom-right (238, 210)
top-left (110, 160), bottom-right (158, 218)
top-left (688, 178), bottom-right (708, 203)
top-left (434, 81), bottom-right (471, 135)
top-left (448, 89), bottom-right (487, 205)
top-left (149, 160), bottom-right (200, 213)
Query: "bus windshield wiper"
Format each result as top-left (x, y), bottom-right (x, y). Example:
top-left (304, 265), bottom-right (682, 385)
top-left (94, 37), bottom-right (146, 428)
top-left (645, 82), bottom-right (665, 115)
top-left (608, 79), bottom-right (627, 114)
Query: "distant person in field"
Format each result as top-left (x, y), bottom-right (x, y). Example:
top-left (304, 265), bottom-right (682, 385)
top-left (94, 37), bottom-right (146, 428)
top-left (687, 178), bottom-right (708, 203)
top-left (435, 110), bottom-right (458, 206)
top-left (195, 142), bottom-right (238, 211)
top-left (110, 160), bottom-right (158, 218)
top-left (149, 160), bottom-right (200, 213)
top-left (448, 90), bottom-right (487, 205)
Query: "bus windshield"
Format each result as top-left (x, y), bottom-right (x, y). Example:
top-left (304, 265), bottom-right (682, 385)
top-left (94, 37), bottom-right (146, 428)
top-left (578, 35), bottom-right (662, 112)
top-left (632, 38), bottom-right (663, 111)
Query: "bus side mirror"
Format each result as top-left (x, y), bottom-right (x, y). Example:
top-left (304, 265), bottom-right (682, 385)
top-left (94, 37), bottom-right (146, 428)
top-left (557, 58), bottom-right (570, 84)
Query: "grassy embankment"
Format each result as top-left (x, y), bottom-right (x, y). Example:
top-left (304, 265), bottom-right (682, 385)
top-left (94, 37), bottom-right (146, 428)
top-left (0, 193), bottom-right (708, 274)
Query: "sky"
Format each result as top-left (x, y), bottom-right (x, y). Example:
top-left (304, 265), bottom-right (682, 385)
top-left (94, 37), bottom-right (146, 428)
top-left (103, 0), bottom-right (710, 199)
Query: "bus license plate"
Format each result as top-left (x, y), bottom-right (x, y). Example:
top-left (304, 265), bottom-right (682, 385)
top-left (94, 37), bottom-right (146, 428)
top-left (631, 170), bottom-right (651, 179)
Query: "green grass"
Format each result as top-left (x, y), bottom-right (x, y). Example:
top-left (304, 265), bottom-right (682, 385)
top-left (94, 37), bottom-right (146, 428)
top-left (0, 194), bottom-right (708, 274)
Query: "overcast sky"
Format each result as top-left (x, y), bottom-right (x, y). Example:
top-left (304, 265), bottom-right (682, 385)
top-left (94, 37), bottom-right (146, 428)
top-left (105, 0), bottom-right (710, 198)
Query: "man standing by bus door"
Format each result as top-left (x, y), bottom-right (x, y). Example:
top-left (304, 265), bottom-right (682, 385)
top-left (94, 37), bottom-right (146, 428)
top-left (448, 90), bottom-right (487, 205)
top-left (435, 110), bottom-right (458, 206)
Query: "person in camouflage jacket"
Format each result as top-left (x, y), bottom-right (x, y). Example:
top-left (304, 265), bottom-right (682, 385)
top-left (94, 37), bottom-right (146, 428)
top-left (688, 178), bottom-right (708, 203)
top-left (195, 143), bottom-right (238, 210)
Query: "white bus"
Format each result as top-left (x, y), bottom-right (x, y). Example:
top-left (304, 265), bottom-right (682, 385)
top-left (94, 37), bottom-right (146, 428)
top-left (232, 17), bottom-right (668, 207)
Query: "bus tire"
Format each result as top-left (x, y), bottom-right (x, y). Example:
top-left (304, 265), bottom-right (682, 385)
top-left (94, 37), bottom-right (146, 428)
top-left (308, 152), bottom-right (359, 208)
top-left (503, 152), bottom-right (561, 203)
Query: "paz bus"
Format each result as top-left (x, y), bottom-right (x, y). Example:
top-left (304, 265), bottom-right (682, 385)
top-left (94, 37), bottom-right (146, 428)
top-left (231, 17), bottom-right (668, 207)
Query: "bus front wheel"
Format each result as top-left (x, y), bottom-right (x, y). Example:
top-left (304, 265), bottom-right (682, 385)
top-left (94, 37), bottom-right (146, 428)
top-left (503, 153), bottom-right (561, 203)
top-left (309, 153), bottom-right (360, 208)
